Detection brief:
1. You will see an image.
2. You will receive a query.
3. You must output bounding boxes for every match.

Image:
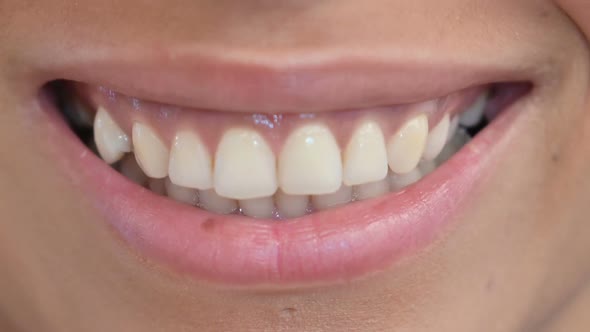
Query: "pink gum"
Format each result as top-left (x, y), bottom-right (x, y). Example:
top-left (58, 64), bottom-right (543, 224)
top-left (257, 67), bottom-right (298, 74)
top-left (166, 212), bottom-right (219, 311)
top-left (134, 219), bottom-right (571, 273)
top-left (78, 83), bottom-right (485, 155)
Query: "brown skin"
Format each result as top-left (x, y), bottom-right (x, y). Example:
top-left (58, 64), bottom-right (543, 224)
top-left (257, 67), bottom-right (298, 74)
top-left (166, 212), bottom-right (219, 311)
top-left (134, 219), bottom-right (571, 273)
top-left (0, 1), bottom-right (589, 331)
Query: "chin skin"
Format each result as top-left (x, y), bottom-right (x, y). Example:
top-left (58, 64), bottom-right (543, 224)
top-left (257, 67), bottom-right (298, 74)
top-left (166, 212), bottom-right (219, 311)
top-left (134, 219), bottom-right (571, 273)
top-left (0, 1), bottom-right (590, 331)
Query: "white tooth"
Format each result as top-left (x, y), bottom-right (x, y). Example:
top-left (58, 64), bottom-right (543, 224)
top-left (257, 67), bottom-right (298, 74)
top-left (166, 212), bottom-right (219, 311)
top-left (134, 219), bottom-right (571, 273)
top-left (448, 116), bottom-right (459, 142)
top-left (168, 131), bottom-right (213, 190)
top-left (275, 190), bottom-right (309, 219)
top-left (343, 121), bottom-right (388, 186)
top-left (311, 185), bottom-right (352, 211)
top-left (132, 123), bottom-right (169, 179)
top-left (355, 179), bottom-right (390, 200)
top-left (422, 114), bottom-right (450, 161)
top-left (387, 114), bottom-right (429, 174)
top-left (94, 107), bottom-right (131, 164)
top-left (418, 160), bottom-right (436, 176)
top-left (239, 197), bottom-right (275, 219)
top-left (165, 178), bottom-right (198, 205)
top-left (279, 124), bottom-right (342, 195)
top-left (460, 92), bottom-right (488, 127)
top-left (199, 189), bottom-right (238, 214)
top-left (390, 169), bottom-right (422, 191)
top-left (148, 178), bottom-right (167, 195)
top-left (120, 154), bottom-right (148, 186)
top-left (214, 128), bottom-right (278, 199)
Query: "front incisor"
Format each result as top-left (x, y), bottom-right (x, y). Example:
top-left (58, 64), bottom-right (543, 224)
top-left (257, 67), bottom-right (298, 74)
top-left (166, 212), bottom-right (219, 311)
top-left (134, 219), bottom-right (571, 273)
top-left (279, 124), bottom-right (343, 195)
top-left (214, 128), bottom-right (278, 200)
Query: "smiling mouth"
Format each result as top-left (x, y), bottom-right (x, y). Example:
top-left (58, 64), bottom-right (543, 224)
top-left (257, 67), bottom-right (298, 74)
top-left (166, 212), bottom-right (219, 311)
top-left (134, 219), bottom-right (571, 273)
top-left (54, 82), bottom-right (525, 219)
top-left (37, 50), bottom-right (533, 285)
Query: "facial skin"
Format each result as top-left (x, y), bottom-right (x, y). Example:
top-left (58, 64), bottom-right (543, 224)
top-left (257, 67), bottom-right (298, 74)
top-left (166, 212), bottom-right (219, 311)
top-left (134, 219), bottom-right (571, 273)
top-left (0, 1), bottom-right (589, 331)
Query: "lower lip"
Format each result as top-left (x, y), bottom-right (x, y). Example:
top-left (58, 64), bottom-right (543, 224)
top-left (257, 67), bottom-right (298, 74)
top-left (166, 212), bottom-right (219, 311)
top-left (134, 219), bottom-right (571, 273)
top-left (38, 92), bottom-right (523, 287)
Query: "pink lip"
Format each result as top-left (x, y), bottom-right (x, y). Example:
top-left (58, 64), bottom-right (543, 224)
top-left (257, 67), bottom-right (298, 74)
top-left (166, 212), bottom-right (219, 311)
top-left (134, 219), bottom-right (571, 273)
top-left (37, 86), bottom-right (525, 286)
top-left (45, 48), bottom-right (529, 113)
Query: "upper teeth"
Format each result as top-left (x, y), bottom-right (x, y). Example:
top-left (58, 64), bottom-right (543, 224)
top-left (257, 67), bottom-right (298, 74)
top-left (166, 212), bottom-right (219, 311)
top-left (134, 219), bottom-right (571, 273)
top-left (279, 124), bottom-right (343, 195)
top-left (132, 122), bottom-right (169, 179)
top-left (91, 91), bottom-right (487, 218)
top-left (93, 107), bottom-right (131, 164)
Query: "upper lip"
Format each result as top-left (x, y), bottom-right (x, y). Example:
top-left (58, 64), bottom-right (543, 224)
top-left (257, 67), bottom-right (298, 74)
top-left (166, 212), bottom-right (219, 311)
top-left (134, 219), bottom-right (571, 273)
top-left (42, 46), bottom-right (535, 113)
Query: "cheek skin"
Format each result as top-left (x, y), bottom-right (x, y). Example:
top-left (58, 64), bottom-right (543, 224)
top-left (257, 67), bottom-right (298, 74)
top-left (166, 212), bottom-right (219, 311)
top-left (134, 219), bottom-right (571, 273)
top-left (0, 1), bottom-right (589, 332)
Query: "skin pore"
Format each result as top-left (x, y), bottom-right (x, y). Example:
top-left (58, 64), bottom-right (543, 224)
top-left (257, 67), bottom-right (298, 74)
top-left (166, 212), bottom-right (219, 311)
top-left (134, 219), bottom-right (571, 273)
top-left (0, 1), bottom-right (589, 331)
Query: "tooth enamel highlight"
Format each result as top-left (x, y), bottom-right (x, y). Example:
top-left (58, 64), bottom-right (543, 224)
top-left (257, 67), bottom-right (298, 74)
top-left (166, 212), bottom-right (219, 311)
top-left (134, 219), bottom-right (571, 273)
top-left (165, 178), bottom-right (198, 205)
top-left (279, 124), bottom-right (343, 195)
top-left (120, 154), bottom-right (148, 186)
top-left (240, 197), bottom-right (275, 219)
top-left (214, 128), bottom-right (278, 200)
top-left (387, 114), bottom-right (429, 174)
top-left (168, 131), bottom-right (213, 190)
top-left (132, 123), bottom-right (170, 179)
top-left (355, 179), bottom-right (390, 200)
top-left (390, 169), bottom-right (423, 191)
top-left (423, 114), bottom-right (450, 161)
top-left (343, 121), bottom-right (388, 186)
top-left (199, 189), bottom-right (238, 214)
top-left (275, 190), bottom-right (309, 218)
top-left (94, 107), bottom-right (131, 164)
top-left (312, 185), bottom-right (353, 210)
top-left (460, 92), bottom-right (488, 127)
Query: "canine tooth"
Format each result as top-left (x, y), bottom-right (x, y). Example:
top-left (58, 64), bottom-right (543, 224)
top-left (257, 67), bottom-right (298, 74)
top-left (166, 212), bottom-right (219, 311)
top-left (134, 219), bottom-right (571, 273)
top-left (148, 178), bottom-right (167, 196)
top-left (240, 197), bottom-right (275, 219)
top-left (387, 114), bottom-right (429, 174)
top-left (390, 169), bottom-right (422, 191)
top-left (168, 131), bottom-right (213, 190)
top-left (214, 128), bottom-right (278, 199)
top-left (132, 123), bottom-right (169, 179)
top-left (120, 154), bottom-right (148, 186)
top-left (94, 107), bottom-right (131, 164)
top-left (165, 178), bottom-right (198, 205)
top-left (275, 190), bottom-right (309, 218)
top-left (343, 121), bottom-right (388, 186)
top-left (279, 124), bottom-right (342, 195)
top-left (423, 114), bottom-right (450, 161)
top-left (355, 179), bottom-right (390, 200)
top-left (199, 189), bottom-right (238, 214)
top-left (312, 185), bottom-right (352, 210)
top-left (460, 92), bottom-right (488, 127)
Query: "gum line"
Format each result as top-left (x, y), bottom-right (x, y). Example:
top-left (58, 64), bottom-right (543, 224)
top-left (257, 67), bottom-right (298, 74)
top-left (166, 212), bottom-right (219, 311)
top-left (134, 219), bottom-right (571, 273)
top-left (76, 83), bottom-right (484, 154)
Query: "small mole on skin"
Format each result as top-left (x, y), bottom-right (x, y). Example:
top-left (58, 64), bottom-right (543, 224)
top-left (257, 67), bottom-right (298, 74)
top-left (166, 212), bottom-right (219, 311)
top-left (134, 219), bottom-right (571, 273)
top-left (551, 152), bottom-right (560, 163)
top-left (201, 218), bottom-right (216, 232)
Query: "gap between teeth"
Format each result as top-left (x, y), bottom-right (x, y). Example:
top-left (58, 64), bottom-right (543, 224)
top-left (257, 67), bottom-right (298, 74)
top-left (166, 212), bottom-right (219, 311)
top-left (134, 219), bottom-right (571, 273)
top-left (92, 92), bottom-right (487, 219)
